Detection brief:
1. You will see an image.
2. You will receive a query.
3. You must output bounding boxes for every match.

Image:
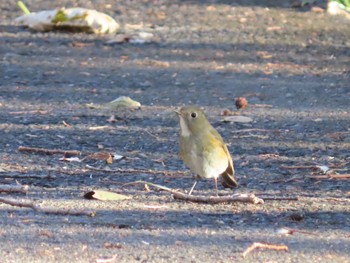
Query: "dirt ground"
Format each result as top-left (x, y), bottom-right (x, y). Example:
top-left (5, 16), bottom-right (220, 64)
top-left (1, 0), bottom-right (350, 262)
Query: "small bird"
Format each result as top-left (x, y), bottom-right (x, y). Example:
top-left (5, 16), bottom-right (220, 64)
top-left (175, 106), bottom-right (238, 195)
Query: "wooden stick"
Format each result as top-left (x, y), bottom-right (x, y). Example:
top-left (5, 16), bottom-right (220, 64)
top-left (280, 165), bottom-right (318, 169)
top-left (0, 184), bottom-right (29, 193)
top-left (257, 196), bottom-right (298, 201)
top-left (231, 128), bottom-right (281, 133)
top-left (172, 192), bottom-right (264, 204)
top-left (242, 242), bottom-right (288, 258)
top-left (18, 146), bottom-right (80, 156)
top-left (308, 174), bottom-right (350, 179)
top-left (86, 165), bottom-right (188, 176)
top-left (0, 174), bottom-right (56, 179)
top-left (0, 197), bottom-right (95, 216)
top-left (123, 181), bottom-right (264, 206)
top-left (9, 110), bottom-right (49, 115)
top-left (250, 104), bottom-right (273, 108)
top-left (277, 227), bottom-right (318, 236)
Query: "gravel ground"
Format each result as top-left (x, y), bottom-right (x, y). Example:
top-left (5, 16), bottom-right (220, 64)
top-left (0, 0), bottom-right (350, 262)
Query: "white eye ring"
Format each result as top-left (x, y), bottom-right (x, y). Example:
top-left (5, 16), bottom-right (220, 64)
top-left (191, 112), bottom-right (197, 118)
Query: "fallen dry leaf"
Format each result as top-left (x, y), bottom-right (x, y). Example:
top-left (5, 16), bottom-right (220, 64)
top-left (59, 156), bottom-right (82, 162)
top-left (84, 152), bottom-right (117, 164)
top-left (104, 96), bottom-right (141, 109)
top-left (222, 116), bottom-right (253, 123)
top-left (84, 190), bottom-right (131, 201)
top-left (15, 7), bottom-right (120, 34)
top-left (96, 254), bottom-right (117, 263)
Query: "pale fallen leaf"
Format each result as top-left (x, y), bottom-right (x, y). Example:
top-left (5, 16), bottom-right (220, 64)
top-left (104, 96), bottom-right (141, 109)
top-left (59, 156), bottom-right (82, 162)
top-left (15, 7), bottom-right (120, 34)
top-left (96, 254), bottom-right (117, 263)
top-left (276, 227), bottom-right (292, 235)
top-left (89, 126), bottom-right (110, 130)
top-left (113, 154), bottom-right (124, 160)
top-left (316, 165), bottom-right (330, 174)
top-left (222, 116), bottom-right (253, 123)
top-left (144, 205), bottom-right (169, 209)
top-left (84, 190), bottom-right (131, 201)
top-left (129, 32), bottom-right (154, 44)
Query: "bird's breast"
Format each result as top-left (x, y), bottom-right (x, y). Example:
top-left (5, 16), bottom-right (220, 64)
top-left (180, 135), bottom-right (228, 179)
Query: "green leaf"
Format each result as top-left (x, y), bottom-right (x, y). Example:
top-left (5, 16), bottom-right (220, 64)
top-left (84, 190), bottom-right (131, 201)
top-left (17, 1), bottom-right (31, 14)
top-left (104, 96), bottom-right (141, 109)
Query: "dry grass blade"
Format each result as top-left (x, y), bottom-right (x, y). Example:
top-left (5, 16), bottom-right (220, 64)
top-left (242, 242), bottom-right (288, 258)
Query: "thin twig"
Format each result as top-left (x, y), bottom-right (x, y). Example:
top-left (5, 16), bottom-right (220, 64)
top-left (121, 180), bottom-right (174, 192)
top-left (250, 104), bottom-right (273, 108)
top-left (308, 174), bottom-right (350, 180)
top-left (0, 174), bottom-right (56, 179)
top-left (172, 192), bottom-right (264, 204)
top-left (242, 242), bottom-right (288, 258)
top-left (231, 128), bottom-right (281, 133)
top-left (96, 254), bottom-right (117, 263)
top-left (86, 165), bottom-right (188, 176)
top-left (0, 197), bottom-right (95, 216)
top-left (9, 110), bottom-right (49, 115)
top-left (257, 196), bottom-right (298, 201)
top-left (18, 146), bottom-right (80, 156)
top-left (0, 184), bottom-right (29, 193)
top-left (121, 181), bottom-right (277, 204)
top-left (280, 165), bottom-right (318, 170)
top-left (277, 227), bottom-right (318, 236)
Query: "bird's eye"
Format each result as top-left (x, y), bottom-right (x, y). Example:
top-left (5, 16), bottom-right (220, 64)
top-left (191, 112), bottom-right (197, 118)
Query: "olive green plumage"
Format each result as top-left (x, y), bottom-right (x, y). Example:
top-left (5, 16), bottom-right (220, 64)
top-left (175, 106), bottom-right (238, 191)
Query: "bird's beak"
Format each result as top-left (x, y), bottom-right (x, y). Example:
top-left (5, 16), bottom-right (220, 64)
top-left (173, 109), bottom-right (182, 116)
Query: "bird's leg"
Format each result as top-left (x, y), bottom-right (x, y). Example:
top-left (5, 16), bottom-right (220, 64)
top-left (188, 180), bottom-right (197, 195)
top-left (214, 177), bottom-right (218, 196)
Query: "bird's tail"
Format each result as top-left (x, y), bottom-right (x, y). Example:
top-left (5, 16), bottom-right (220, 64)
top-left (221, 168), bottom-right (238, 188)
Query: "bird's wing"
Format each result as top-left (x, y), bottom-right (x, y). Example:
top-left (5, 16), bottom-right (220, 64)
top-left (209, 127), bottom-right (238, 188)
top-left (220, 143), bottom-right (238, 188)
